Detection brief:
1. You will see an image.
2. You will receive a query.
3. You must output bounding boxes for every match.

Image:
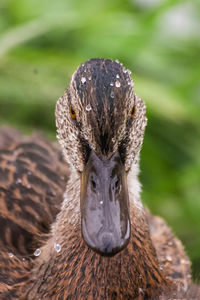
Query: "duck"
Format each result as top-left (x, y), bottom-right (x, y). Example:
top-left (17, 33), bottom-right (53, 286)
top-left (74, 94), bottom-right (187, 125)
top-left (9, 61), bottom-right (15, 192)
top-left (0, 58), bottom-right (199, 299)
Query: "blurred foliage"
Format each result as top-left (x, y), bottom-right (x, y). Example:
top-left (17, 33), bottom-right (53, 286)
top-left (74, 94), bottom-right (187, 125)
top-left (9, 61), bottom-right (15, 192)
top-left (0, 0), bottom-right (200, 280)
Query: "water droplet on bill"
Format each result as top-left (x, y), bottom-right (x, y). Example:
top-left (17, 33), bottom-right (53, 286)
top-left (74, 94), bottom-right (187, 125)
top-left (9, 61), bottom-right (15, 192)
top-left (9, 252), bottom-right (14, 258)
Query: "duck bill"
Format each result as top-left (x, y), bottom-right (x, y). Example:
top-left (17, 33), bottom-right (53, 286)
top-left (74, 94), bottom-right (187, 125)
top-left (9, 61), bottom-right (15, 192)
top-left (80, 150), bottom-right (130, 256)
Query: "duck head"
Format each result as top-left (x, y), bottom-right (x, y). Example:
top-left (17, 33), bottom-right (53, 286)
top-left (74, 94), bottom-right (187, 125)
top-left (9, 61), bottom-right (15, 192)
top-left (56, 58), bottom-right (147, 256)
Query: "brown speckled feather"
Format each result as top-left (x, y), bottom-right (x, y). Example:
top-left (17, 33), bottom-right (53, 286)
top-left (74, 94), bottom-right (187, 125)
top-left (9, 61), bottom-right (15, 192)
top-left (0, 128), bottom-right (68, 257)
top-left (2, 209), bottom-right (172, 299)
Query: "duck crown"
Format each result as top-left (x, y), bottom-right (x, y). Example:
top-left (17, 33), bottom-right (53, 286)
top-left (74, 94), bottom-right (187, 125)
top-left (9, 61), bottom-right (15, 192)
top-left (56, 58), bottom-right (147, 171)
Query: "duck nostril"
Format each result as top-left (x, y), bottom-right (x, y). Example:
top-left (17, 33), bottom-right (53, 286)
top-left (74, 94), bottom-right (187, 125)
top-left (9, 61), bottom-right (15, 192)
top-left (115, 179), bottom-right (119, 189)
top-left (91, 179), bottom-right (96, 191)
top-left (112, 175), bottom-right (120, 192)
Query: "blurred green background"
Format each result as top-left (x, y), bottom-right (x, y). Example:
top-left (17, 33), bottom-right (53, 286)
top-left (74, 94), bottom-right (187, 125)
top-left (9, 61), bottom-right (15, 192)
top-left (0, 0), bottom-right (200, 280)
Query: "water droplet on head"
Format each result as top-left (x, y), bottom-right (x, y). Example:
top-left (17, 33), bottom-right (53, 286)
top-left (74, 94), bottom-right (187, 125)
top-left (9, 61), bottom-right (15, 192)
top-left (86, 104), bottom-right (92, 111)
top-left (166, 255), bottom-right (172, 262)
top-left (115, 80), bottom-right (121, 88)
top-left (181, 259), bottom-right (186, 264)
top-left (112, 138), bottom-right (115, 143)
top-left (110, 82), bottom-right (114, 86)
top-left (183, 282), bottom-right (188, 293)
top-left (110, 91), bottom-right (115, 98)
top-left (100, 201), bottom-right (103, 205)
top-left (81, 77), bottom-right (86, 84)
top-left (34, 248), bottom-right (41, 257)
top-left (54, 243), bottom-right (62, 253)
top-left (9, 252), bottom-right (14, 258)
top-left (116, 74), bottom-right (120, 79)
top-left (16, 178), bottom-right (22, 184)
top-left (88, 76), bottom-right (91, 81)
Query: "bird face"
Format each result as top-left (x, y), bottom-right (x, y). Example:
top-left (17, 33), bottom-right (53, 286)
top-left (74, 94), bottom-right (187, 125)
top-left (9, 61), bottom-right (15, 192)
top-left (56, 58), bottom-right (147, 256)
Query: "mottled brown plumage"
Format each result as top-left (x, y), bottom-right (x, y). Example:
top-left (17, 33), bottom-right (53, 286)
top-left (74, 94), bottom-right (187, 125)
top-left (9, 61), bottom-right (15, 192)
top-left (0, 59), bottom-right (199, 299)
top-left (0, 128), bottom-right (67, 256)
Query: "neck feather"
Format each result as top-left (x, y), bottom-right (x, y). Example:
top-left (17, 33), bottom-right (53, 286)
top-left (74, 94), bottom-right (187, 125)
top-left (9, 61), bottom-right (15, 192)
top-left (21, 163), bottom-right (172, 299)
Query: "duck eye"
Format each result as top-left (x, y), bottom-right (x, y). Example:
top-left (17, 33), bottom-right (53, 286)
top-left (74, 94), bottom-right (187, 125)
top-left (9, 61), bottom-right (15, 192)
top-left (70, 106), bottom-right (76, 119)
top-left (130, 106), bottom-right (136, 118)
